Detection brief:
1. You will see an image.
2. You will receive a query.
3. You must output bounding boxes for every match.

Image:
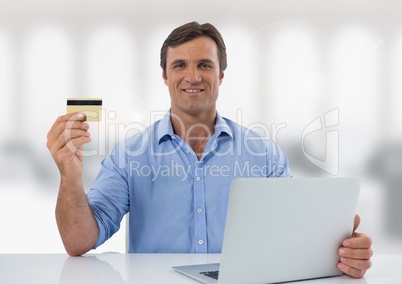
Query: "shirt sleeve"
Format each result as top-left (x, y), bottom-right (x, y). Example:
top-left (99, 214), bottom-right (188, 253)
top-left (266, 140), bottom-right (292, 177)
top-left (87, 147), bottom-right (130, 249)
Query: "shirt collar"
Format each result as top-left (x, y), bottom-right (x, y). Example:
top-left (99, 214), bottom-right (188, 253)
top-left (156, 110), bottom-right (234, 144)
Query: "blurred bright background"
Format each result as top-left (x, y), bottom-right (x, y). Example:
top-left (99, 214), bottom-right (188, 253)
top-left (0, 0), bottom-right (401, 254)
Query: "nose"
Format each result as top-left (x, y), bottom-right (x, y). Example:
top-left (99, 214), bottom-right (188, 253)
top-left (185, 66), bottom-right (201, 84)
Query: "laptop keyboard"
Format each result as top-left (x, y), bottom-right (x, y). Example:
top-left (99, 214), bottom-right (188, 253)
top-left (200, 270), bottom-right (219, 280)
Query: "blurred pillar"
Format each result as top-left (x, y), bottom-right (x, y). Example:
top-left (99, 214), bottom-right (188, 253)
top-left (369, 142), bottom-right (402, 237)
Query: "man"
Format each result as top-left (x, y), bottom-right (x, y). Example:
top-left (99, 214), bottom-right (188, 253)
top-left (47, 21), bottom-right (372, 278)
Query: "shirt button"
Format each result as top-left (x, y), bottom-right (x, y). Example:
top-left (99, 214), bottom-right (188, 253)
top-left (199, 240), bottom-right (204, 245)
top-left (171, 135), bottom-right (176, 140)
top-left (195, 176), bottom-right (201, 182)
top-left (197, 208), bottom-right (202, 213)
top-left (186, 149), bottom-right (191, 154)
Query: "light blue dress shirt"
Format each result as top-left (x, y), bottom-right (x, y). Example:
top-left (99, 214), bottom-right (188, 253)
top-left (87, 111), bottom-right (291, 253)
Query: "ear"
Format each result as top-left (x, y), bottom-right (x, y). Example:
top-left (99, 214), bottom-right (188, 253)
top-left (162, 71), bottom-right (168, 86)
top-left (219, 72), bottom-right (224, 85)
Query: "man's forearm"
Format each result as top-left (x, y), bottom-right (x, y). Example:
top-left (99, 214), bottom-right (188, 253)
top-left (55, 179), bottom-right (99, 256)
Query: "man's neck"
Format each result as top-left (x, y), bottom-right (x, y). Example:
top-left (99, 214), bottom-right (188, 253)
top-left (170, 109), bottom-right (217, 159)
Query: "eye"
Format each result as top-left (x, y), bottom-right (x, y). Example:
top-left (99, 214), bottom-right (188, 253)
top-left (199, 63), bottom-right (211, 69)
top-left (173, 63), bottom-right (186, 69)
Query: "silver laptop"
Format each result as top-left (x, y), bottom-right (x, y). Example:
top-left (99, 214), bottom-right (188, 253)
top-left (172, 177), bottom-right (360, 284)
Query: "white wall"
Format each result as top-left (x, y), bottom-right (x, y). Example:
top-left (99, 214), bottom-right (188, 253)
top-left (0, 0), bottom-right (401, 254)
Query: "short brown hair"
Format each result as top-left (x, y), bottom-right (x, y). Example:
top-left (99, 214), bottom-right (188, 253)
top-left (160, 22), bottom-right (227, 76)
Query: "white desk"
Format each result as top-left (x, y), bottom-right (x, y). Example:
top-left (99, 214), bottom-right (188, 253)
top-left (0, 254), bottom-right (400, 284)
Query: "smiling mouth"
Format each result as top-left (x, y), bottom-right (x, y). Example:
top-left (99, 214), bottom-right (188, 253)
top-left (183, 88), bottom-right (204, 94)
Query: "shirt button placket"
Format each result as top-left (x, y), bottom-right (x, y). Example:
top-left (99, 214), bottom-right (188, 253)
top-left (194, 161), bottom-right (207, 253)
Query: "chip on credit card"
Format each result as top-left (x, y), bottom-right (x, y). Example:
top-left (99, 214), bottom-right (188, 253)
top-left (66, 98), bottom-right (102, 122)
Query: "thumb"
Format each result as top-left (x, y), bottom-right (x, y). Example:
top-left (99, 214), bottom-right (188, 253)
top-left (353, 214), bottom-right (361, 232)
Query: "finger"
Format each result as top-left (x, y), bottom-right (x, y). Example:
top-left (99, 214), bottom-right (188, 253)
top-left (337, 262), bottom-right (367, 278)
top-left (57, 135), bottom-right (92, 161)
top-left (64, 136), bottom-right (92, 156)
top-left (49, 129), bottom-right (91, 156)
top-left (48, 117), bottom-right (89, 144)
top-left (47, 112), bottom-right (87, 140)
top-left (343, 233), bottom-right (373, 249)
top-left (50, 112), bottom-right (86, 131)
top-left (59, 129), bottom-right (91, 149)
top-left (338, 246), bottom-right (373, 260)
top-left (339, 256), bottom-right (372, 271)
top-left (353, 214), bottom-right (361, 232)
top-left (63, 128), bottom-right (91, 143)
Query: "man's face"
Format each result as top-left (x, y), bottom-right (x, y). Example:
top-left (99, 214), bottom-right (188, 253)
top-left (163, 36), bottom-right (224, 118)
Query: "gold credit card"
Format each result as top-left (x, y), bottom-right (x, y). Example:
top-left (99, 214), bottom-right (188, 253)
top-left (66, 98), bottom-right (103, 121)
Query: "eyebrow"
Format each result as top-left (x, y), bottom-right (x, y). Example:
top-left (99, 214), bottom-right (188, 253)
top-left (169, 59), bottom-right (217, 67)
